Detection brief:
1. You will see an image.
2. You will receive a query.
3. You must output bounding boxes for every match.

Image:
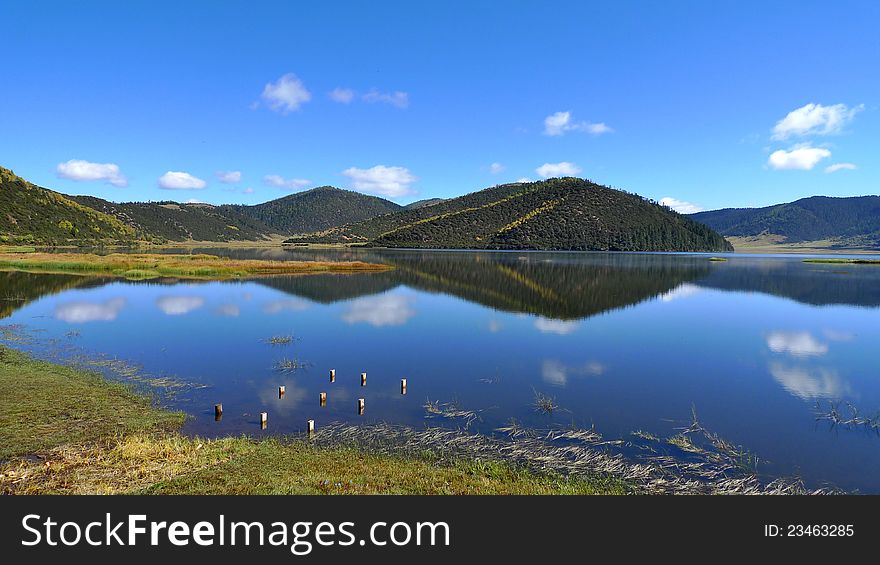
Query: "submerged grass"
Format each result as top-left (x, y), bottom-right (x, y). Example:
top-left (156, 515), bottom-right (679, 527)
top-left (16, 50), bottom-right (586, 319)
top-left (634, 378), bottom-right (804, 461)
top-left (0, 251), bottom-right (392, 281)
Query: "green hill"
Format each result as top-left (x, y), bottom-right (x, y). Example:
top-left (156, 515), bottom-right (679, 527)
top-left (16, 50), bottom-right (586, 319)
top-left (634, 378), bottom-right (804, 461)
top-left (70, 196), bottom-right (275, 242)
top-left (690, 196), bottom-right (880, 248)
top-left (290, 178), bottom-right (733, 252)
top-left (0, 167), bottom-right (137, 245)
top-left (225, 186), bottom-right (402, 234)
top-left (404, 198), bottom-right (446, 210)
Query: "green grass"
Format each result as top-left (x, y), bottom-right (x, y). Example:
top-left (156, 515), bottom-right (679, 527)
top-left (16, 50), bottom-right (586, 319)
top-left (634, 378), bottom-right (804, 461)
top-left (0, 346), bottom-right (183, 458)
top-left (0, 345), bottom-right (625, 495)
top-left (0, 251), bottom-right (392, 281)
top-left (708, 257), bottom-right (728, 262)
top-left (802, 258), bottom-right (880, 265)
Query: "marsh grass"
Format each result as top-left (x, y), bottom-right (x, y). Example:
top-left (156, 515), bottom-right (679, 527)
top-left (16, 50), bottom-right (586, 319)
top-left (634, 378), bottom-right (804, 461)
top-left (266, 335), bottom-right (296, 346)
top-left (815, 400), bottom-right (880, 433)
top-left (532, 388), bottom-right (561, 415)
top-left (0, 251), bottom-right (392, 281)
top-left (273, 357), bottom-right (307, 373)
top-left (708, 257), bottom-right (728, 262)
top-left (803, 258), bottom-right (880, 265)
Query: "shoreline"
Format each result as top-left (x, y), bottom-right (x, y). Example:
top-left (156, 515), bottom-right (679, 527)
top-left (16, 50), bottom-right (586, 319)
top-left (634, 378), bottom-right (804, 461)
top-left (0, 251), bottom-right (392, 281)
top-left (0, 342), bottom-right (825, 495)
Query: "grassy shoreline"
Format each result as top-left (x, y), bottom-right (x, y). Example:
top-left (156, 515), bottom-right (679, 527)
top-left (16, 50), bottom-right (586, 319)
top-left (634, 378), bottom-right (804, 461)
top-left (0, 346), bottom-right (625, 495)
top-left (0, 251), bottom-right (392, 281)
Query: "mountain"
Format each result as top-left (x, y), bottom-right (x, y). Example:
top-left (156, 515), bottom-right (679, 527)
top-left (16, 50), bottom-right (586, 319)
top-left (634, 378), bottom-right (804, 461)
top-left (289, 178), bottom-right (733, 252)
top-left (690, 196), bottom-right (880, 249)
top-left (0, 167), bottom-right (137, 244)
top-left (404, 198), bottom-right (446, 210)
top-left (224, 186), bottom-right (402, 234)
top-left (69, 196), bottom-right (275, 242)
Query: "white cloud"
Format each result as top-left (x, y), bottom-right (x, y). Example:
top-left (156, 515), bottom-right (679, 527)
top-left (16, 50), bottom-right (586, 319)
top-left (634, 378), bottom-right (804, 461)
top-left (329, 87), bottom-right (355, 103)
top-left (535, 162), bottom-right (581, 178)
top-left (342, 165), bottom-right (416, 197)
top-left (823, 329), bottom-right (854, 342)
top-left (156, 295), bottom-right (205, 316)
top-left (766, 331), bottom-right (828, 357)
top-left (659, 283), bottom-right (703, 302)
top-left (54, 297), bottom-right (126, 323)
top-left (768, 362), bottom-right (850, 400)
top-left (534, 317), bottom-right (579, 335)
top-left (543, 111), bottom-right (612, 136)
top-left (242, 187), bottom-right (255, 194)
top-left (515, 177), bottom-right (532, 183)
top-left (261, 73), bottom-right (311, 113)
top-left (489, 162), bottom-right (505, 174)
top-left (56, 159), bottom-right (128, 187)
top-left (771, 103), bottom-right (863, 140)
top-left (541, 359), bottom-right (605, 387)
top-left (262, 299), bottom-right (311, 314)
top-left (263, 174), bottom-right (311, 190)
top-left (824, 163), bottom-right (857, 173)
top-left (362, 89), bottom-right (409, 108)
top-left (215, 304), bottom-right (240, 317)
top-left (343, 294), bottom-right (415, 327)
top-left (184, 198), bottom-right (207, 204)
top-left (660, 197), bottom-right (704, 214)
top-left (488, 319), bottom-right (502, 333)
top-left (216, 171), bottom-right (241, 184)
top-left (158, 171), bottom-right (207, 190)
top-left (767, 145), bottom-right (831, 170)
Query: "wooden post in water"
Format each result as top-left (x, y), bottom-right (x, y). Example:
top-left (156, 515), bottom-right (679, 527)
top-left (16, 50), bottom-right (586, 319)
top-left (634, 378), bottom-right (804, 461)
top-left (215, 403), bottom-right (223, 420)
top-left (279, 385), bottom-right (286, 398)
top-left (330, 369), bottom-right (336, 383)
top-left (401, 378), bottom-right (407, 395)
top-left (358, 398), bottom-right (365, 415)
top-left (307, 419), bottom-right (315, 435)
top-left (320, 392), bottom-right (327, 406)
top-left (361, 372), bottom-right (367, 386)
top-left (260, 412), bottom-right (268, 429)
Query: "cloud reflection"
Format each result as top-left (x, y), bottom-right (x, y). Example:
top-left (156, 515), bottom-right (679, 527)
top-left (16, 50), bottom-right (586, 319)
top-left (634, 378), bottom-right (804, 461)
top-left (659, 283), bottom-right (702, 302)
top-left (263, 299), bottom-right (311, 315)
top-left (342, 295), bottom-right (416, 327)
top-left (766, 331), bottom-right (828, 357)
top-left (541, 359), bottom-right (605, 387)
top-left (768, 362), bottom-right (851, 400)
top-left (54, 297), bottom-right (126, 323)
top-left (534, 317), bottom-right (579, 335)
top-left (215, 304), bottom-right (240, 317)
top-left (156, 295), bottom-right (205, 316)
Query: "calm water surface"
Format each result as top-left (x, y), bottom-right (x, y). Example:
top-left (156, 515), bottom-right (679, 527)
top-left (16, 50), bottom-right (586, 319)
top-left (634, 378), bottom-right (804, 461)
top-left (3, 249), bottom-right (880, 492)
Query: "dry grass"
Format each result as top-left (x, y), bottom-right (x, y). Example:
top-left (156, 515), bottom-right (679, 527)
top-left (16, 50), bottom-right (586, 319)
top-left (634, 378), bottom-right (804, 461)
top-left (0, 251), bottom-right (392, 281)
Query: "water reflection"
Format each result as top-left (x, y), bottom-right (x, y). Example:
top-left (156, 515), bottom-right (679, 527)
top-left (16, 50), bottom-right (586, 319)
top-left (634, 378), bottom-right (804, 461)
top-left (541, 359), bottom-right (605, 387)
top-left (768, 362), bottom-right (851, 400)
top-left (766, 331), bottom-right (829, 358)
top-left (54, 297), bottom-right (126, 323)
top-left (156, 295), bottom-right (206, 316)
top-left (342, 294), bottom-right (416, 327)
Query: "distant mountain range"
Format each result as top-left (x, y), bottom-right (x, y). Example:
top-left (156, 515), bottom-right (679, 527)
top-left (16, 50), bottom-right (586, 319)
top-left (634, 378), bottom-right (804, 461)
top-left (690, 196), bottom-right (880, 250)
top-left (1, 165), bottom-right (730, 251)
top-left (289, 177), bottom-right (733, 252)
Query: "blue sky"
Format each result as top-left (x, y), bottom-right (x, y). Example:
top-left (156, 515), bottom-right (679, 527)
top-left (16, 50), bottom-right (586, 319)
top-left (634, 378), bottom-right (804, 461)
top-left (2, 1), bottom-right (877, 211)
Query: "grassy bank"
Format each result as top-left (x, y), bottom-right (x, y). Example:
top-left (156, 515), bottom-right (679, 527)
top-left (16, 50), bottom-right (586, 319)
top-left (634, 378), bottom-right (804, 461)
top-left (802, 258), bottom-right (880, 265)
top-left (0, 346), bottom-right (625, 495)
top-left (0, 251), bottom-right (391, 280)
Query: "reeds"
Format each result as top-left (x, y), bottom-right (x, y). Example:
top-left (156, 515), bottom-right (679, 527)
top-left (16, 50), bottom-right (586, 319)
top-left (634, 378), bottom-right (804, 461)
top-left (273, 357), bottom-right (306, 373)
top-left (266, 335), bottom-right (296, 346)
top-left (815, 400), bottom-right (880, 433)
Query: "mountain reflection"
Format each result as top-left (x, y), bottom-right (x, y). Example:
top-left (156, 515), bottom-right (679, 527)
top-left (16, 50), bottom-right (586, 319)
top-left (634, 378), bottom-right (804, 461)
top-left (2, 250), bottom-right (880, 323)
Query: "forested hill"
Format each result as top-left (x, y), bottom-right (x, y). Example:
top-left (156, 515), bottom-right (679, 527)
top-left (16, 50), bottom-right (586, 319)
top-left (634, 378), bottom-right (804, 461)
top-left (689, 196), bottom-right (880, 247)
top-left (224, 186), bottom-right (402, 234)
top-left (290, 178), bottom-right (733, 252)
top-left (69, 196), bottom-right (275, 242)
top-left (0, 167), bottom-right (137, 244)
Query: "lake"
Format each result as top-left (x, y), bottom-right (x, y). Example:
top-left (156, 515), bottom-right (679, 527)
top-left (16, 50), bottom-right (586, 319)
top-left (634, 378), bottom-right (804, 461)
top-left (3, 248), bottom-right (880, 492)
